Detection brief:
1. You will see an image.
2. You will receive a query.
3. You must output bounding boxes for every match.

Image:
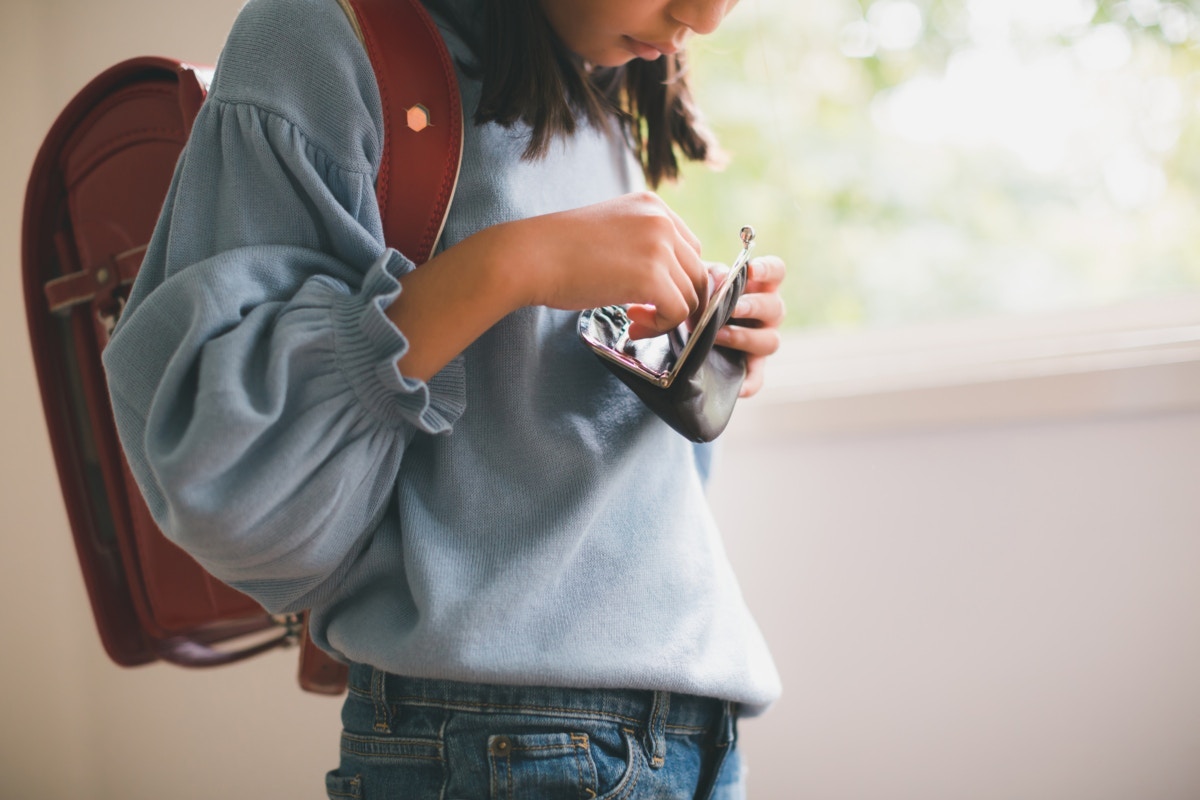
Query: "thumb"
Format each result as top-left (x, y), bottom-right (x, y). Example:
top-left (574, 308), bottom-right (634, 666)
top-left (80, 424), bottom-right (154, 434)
top-left (625, 304), bottom-right (667, 340)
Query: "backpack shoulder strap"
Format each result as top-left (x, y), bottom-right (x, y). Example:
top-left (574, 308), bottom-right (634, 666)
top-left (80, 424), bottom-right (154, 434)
top-left (298, 0), bottom-right (464, 694)
top-left (337, 0), bottom-right (464, 265)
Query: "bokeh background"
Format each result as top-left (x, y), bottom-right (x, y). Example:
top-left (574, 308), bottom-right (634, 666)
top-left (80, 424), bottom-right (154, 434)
top-left (665, 0), bottom-right (1200, 328)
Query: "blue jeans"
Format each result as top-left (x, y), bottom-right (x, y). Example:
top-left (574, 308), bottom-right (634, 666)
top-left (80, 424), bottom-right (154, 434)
top-left (326, 664), bottom-right (744, 799)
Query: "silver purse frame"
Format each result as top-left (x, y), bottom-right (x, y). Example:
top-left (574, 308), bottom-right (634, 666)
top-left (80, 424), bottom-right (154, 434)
top-left (577, 226), bottom-right (756, 389)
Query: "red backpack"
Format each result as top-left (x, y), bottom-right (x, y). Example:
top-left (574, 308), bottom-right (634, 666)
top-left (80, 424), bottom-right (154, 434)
top-left (22, 0), bottom-right (462, 695)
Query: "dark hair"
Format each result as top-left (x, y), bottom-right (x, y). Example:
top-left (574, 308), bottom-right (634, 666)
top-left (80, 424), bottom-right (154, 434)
top-left (435, 0), bottom-right (719, 188)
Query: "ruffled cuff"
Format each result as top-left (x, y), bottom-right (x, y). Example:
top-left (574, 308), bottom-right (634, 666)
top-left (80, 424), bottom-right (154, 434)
top-left (331, 250), bottom-right (467, 432)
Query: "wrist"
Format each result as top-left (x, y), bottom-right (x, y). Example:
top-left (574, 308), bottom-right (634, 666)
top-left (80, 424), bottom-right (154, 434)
top-left (474, 216), bottom-right (544, 311)
top-left (467, 221), bottom-right (535, 314)
top-left (383, 223), bottom-right (533, 382)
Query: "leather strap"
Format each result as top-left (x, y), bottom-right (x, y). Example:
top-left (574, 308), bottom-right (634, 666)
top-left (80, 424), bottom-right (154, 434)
top-left (344, 0), bottom-right (463, 265)
top-left (44, 242), bottom-right (145, 315)
top-left (297, 614), bottom-right (353, 695)
top-left (289, 0), bottom-right (465, 696)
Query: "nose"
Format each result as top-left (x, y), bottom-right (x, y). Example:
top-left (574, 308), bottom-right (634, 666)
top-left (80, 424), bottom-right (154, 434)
top-left (668, 0), bottom-right (735, 36)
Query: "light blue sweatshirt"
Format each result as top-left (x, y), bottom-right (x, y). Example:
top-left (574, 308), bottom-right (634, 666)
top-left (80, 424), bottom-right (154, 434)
top-left (103, 0), bottom-right (780, 713)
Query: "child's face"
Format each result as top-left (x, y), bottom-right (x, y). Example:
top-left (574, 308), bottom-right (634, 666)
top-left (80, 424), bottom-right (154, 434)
top-left (539, 0), bottom-right (739, 67)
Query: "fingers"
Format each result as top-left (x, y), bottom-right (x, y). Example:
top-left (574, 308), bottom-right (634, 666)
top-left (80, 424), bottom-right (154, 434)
top-left (625, 266), bottom-right (693, 338)
top-left (669, 221), bottom-right (709, 314)
top-left (627, 223), bottom-right (708, 338)
top-left (716, 322), bottom-right (781, 357)
top-left (740, 356), bottom-right (766, 398)
top-left (671, 239), bottom-right (705, 318)
top-left (720, 256), bottom-right (786, 394)
top-left (715, 287), bottom-right (785, 355)
top-left (618, 196), bottom-right (705, 337)
top-left (744, 255), bottom-right (786, 294)
top-left (650, 195), bottom-right (707, 307)
top-left (729, 289), bottom-right (787, 331)
top-left (624, 299), bottom-right (681, 338)
top-left (705, 261), bottom-right (730, 286)
top-left (660, 200), bottom-right (703, 258)
top-left (625, 314), bottom-right (662, 340)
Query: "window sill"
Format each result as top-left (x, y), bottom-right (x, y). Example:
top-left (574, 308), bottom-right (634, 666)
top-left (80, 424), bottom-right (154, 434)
top-left (731, 293), bottom-right (1200, 439)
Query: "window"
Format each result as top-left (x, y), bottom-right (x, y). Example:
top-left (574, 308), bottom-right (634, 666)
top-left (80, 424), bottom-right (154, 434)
top-left (661, 0), bottom-right (1200, 332)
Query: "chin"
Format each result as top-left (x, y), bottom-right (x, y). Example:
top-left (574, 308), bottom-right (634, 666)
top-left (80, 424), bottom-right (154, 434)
top-left (579, 48), bottom-right (638, 68)
top-left (593, 55), bottom-right (637, 68)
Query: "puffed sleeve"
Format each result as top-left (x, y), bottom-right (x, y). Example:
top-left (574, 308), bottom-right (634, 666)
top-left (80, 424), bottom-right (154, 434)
top-left (102, 0), bottom-right (465, 612)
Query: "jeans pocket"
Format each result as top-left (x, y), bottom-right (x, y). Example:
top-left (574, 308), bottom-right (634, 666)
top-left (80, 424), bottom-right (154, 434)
top-left (334, 732), bottom-right (445, 798)
top-left (325, 771), bottom-right (362, 800)
top-left (488, 732), bottom-right (597, 799)
top-left (708, 747), bottom-right (746, 800)
top-left (589, 727), bottom-right (643, 800)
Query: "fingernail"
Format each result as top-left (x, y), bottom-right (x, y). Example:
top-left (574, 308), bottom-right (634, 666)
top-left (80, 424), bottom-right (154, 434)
top-left (735, 298), bottom-right (750, 317)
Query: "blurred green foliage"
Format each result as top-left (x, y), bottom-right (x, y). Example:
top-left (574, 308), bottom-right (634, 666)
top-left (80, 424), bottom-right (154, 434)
top-left (660, 0), bottom-right (1200, 330)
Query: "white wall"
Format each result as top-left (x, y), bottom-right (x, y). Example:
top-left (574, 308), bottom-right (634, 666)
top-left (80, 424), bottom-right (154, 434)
top-left (3, 2), bottom-right (1199, 798)
top-left (711, 407), bottom-right (1200, 800)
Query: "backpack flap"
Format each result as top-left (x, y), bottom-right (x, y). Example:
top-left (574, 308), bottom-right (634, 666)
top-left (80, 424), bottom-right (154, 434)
top-left (23, 58), bottom-right (281, 667)
top-left (25, 0), bottom-right (464, 692)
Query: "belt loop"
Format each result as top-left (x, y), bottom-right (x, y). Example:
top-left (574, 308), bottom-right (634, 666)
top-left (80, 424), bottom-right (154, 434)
top-left (695, 702), bottom-right (739, 800)
top-left (644, 691), bottom-right (670, 769)
top-left (371, 667), bottom-right (393, 733)
top-left (716, 701), bottom-right (737, 747)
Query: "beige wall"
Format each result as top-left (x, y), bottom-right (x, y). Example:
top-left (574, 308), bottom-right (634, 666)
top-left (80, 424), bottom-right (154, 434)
top-left (4, 2), bottom-right (1200, 799)
top-left (1, 2), bottom-right (342, 799)
top-left (712, 408), bottom-right (1200, 800)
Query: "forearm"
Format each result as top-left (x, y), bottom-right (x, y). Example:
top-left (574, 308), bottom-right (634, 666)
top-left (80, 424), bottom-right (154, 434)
top-left (388, 192), bottom-right (714, 381)
top-left (388, 224), bottom-right (527, 381)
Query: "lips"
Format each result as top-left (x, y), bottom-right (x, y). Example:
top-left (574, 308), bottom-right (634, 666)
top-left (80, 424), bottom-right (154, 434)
top-left (622, 36), bottom-right (678, 60)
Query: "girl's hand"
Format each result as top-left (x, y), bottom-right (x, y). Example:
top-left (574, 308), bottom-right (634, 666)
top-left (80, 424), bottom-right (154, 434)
top-left (388, 192), bottom-right (706, 382)
top-left (715, 255), bottom-right (787, 398)
top-left (510, 192), bottom-right (710, 336)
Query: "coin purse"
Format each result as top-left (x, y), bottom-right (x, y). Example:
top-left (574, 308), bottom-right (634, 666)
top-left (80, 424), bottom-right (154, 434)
top-left (577, 226), bottom-right (756, 443)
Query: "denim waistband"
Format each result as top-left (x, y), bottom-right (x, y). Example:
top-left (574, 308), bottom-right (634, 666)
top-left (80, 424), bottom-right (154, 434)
top-left (346, 663), bottom-right (735, 738)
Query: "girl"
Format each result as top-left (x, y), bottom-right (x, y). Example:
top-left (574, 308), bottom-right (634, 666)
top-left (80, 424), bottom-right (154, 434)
top-left (103, 0), bottom-right (786, 797)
